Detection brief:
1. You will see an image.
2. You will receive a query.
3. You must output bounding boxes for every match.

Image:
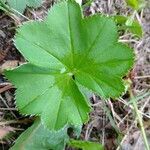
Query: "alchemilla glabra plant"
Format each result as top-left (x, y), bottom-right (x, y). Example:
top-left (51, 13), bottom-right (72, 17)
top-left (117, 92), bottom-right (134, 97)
top-left (5, 0), bottom-right (134, 149)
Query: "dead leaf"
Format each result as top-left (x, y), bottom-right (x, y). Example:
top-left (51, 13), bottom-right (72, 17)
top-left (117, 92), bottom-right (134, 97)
top-left (0, 60), bottom-right (18, 74)
top-left (0, 126), bottom-right (14, 139)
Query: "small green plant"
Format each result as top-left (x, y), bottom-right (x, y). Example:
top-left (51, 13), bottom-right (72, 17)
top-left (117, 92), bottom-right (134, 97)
top-left (114, 15), bottom-right (142, 37)
top-left (5, 0), bottom-right (134, 149)
top-left (126, 0), bottom-right (145, 10)
top-left (122, 0), bottom-right (146, 37)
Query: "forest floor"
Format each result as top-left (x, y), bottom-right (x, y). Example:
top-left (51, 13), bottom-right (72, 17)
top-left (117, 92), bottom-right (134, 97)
top-left (0, 0), bottom-right (150, 150)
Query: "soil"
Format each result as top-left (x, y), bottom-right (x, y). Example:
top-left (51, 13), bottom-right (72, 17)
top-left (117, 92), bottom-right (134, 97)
top-left (0, 0), bottom-right (150, 150)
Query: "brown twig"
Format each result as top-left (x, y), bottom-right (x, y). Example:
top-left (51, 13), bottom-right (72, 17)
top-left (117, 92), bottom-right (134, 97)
top-left (0, 85), bottom-right (14, 94)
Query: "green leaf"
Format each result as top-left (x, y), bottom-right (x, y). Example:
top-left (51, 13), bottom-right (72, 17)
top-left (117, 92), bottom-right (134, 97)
top-left (10, 119), bottom-right (69, 150)
top-left (5, 0), bottom-right (42, 13)
top-left (5, 64), bottom-right (90, 130)
top-left (126, 0), bottom-right (139, 9)
top-left (114, 15), bottom-right (142, 37)
top-left (5, 1), bottom-right (134, 130)
top-left (125, 0), bottom-right (145, 10)
top-left (69, 140), bottom-right (104, 150)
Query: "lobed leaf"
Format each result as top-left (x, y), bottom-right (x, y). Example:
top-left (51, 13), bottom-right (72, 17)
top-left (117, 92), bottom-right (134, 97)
top-left (5, 64), bottom-right (90, 130)
top-left (5, 0), bottom-right (42, 13)
top-left (5, 1), bottom-right (134, 130)
top-left (10, 119), bottom-right (69, 150)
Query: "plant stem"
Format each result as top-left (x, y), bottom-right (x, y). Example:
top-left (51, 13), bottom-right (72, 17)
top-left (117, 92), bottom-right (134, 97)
top-left (75, 0), bottom-right (82, 6)
top-left (129, 89), bottom-right (150, 150)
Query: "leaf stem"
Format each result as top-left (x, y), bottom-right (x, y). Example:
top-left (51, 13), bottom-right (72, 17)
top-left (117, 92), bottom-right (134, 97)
top-left (129, 89), bottom-right (150, 150)
top-left (75, 0), bottom-right (82, 6)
